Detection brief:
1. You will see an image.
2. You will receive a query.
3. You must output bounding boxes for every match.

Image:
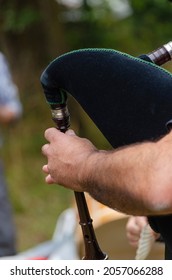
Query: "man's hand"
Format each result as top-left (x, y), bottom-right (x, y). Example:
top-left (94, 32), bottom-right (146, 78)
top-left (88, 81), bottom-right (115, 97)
top-left (126, 216), bottom-right (160, 248)
top-left (42, 128), bottom-right (97, 191)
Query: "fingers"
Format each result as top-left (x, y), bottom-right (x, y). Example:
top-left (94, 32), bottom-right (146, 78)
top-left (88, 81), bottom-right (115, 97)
top-left (126, 222), bottom-right (140, 247)
top-left (44, 127), bottom-right (59, 142)
top-left (42, 164), bottom-right (49, 174)
top-left (42, 165), bottom-right (55, 184)
top-left (135, 216), bottom-right (148, 228)
top-left (42, 128), bottom-right (77, 186)
top-left (42, 129), bottom-right (76, 156)
top-left (41, 143), bottom-right (50, 156)
top-left (44, 128), bottom-right (76, 142)
top-left (45, 174), bottom-right (55, 184)
top-left (127, 216), bottom-right (147, 232)
top-left (126, 216), bottom-right (148, 247)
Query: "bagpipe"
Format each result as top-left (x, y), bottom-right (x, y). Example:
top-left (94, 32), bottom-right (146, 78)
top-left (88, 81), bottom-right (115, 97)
top-left (40, 42), bottom-right (172, 259)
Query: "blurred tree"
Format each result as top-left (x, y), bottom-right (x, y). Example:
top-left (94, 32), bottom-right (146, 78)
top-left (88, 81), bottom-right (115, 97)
top-left (0, 0), bottom-right (171, 98)
top-left (56, 0), bottom-right (172, 54)
top-left (128, 0), bottom-right (172, 52)
top-left (0, 0), bottom-right (70, 149)
top-left (0, 0), bottom-right (67, 94)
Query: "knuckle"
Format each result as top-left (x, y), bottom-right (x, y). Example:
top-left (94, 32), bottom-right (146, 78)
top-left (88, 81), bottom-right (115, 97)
top-left (44, 128), bottom-right (51, 139)
top-left (42, 144), bottom-right (49, 155)
top-left (44, 127), bottom-right (56, 139)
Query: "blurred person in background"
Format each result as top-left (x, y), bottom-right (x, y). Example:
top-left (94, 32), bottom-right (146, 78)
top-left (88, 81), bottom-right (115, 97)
top-left (0, 51), bottom-right (22, 256)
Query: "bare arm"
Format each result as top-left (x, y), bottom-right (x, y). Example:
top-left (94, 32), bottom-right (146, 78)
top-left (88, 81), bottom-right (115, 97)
top-left (42, 128), bottom-right (172, 216)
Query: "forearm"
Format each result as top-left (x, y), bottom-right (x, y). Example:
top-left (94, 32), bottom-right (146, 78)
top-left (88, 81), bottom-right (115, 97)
top-left (80, 144), bottom-right (153, 215)
top-left (81, 139), bottom-right (172, 216)
top-left (42, 128), bottom-right (172, 216)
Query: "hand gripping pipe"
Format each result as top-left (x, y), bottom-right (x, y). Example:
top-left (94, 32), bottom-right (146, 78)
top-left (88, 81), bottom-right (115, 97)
top-left (41, 91), bottom-right (107, 260)
top-left (51, 102), bottom-right (107, 260)
top-left (40, 41), bottom-right (172, 260)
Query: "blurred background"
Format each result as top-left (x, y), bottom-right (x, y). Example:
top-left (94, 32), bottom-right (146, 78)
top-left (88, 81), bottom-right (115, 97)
top-left (0, 0), bottom-right (172, 253)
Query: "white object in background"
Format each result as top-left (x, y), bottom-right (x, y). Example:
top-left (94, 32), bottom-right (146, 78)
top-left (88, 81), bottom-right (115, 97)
top-left (135, 224), bottom-right (155, 260)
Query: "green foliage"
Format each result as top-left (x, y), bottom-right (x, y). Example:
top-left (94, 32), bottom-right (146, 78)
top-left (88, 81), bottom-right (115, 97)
top-left (1, 5), bottom-right (41, 33)
top-left (60, 0), bottom-right (172, 57)
top-left (128, 0), bottom-right (172, 49)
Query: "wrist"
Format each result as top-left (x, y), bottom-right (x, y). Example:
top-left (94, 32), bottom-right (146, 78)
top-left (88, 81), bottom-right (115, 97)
top-left (78, 150), bottom-right (107, 192)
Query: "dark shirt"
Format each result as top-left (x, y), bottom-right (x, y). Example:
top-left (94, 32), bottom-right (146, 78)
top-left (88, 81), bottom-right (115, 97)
top-left (148, 120), bottom-right (172, 260)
